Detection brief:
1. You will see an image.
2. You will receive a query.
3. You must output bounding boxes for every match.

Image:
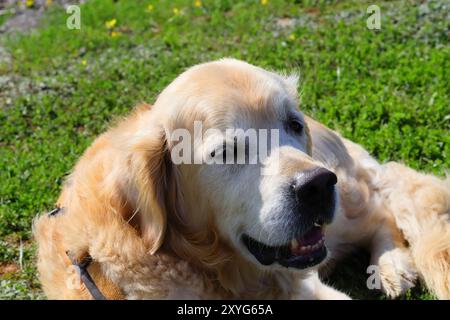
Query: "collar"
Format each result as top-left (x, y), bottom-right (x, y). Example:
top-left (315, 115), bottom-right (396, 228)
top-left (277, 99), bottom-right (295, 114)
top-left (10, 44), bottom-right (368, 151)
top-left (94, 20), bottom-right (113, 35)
top-left (67, 253), bottom-right (107, 300)
top-left (49, 207), bottom-right (107, 300)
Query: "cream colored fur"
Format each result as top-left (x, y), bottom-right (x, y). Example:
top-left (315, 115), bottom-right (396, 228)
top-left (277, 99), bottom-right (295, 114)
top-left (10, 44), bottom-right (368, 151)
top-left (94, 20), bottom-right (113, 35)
top-left (33, 59), bottom-right (450, 300)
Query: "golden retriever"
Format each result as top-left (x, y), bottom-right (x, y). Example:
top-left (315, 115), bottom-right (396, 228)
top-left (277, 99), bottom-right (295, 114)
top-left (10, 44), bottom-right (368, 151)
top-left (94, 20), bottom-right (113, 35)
top-left (33, 59), bottom-right (450, 300)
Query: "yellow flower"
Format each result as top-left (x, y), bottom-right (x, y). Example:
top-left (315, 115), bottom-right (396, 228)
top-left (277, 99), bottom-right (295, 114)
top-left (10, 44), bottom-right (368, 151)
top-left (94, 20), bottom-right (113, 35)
top-left (288, 33), bottom-right (296, 41)
top-left (260, 0), bottom-right (268, 5)
top-left (25, 0), bottom-right (34, 7)
top-left (45, 0), bottom-right (52, 6)
top-left (194, 0), bottom-right (202, 7)
top-left (173, 7), bottom-right (180, 15)
top-left (146, 4), bottom-right (154, 12)
top-left (111, 31), bottom-right (121, 38)
top-left (105, 19), bottom-right (117, 29)
top-left (81, 59), bottom-right (87, 66)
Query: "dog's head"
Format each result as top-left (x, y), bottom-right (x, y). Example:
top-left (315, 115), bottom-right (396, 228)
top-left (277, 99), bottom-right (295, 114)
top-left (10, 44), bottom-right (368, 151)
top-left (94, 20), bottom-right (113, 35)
top-left (131, 59), bottom-right (337, 272)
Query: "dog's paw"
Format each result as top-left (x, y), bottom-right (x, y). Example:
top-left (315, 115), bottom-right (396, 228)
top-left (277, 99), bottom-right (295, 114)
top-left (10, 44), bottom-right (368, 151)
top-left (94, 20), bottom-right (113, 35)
top-left (377, 248), bottom-right (418, 298)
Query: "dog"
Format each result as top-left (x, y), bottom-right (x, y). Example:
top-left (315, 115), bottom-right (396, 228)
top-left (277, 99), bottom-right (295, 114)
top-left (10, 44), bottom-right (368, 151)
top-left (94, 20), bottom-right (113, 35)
top-left (33, 59), bottom-right (450, 299)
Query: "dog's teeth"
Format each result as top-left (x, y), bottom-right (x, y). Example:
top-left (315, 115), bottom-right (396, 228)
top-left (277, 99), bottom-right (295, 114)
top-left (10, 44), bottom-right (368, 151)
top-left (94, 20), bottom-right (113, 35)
top-left (314, 222), bottom-right (321, 227)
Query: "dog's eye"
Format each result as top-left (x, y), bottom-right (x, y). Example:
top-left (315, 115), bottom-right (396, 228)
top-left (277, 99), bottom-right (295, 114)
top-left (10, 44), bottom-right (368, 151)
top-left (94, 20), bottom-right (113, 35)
top-left (210, 142), bottom-right (228, 163)
top-left (288, 119), bottom-right (303, 135)
top-left (210, 138), bottom-right (245, 165)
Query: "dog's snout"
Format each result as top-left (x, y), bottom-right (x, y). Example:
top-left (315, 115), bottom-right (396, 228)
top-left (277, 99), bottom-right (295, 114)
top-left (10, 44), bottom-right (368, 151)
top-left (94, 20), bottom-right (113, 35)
top-left (294, 168), bottom-right (337, 197)
top-left (291, 167), bottom-right (337, 223)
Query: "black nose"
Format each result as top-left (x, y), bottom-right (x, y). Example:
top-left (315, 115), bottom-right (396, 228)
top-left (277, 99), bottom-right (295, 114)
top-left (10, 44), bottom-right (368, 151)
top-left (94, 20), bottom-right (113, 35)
top-left (292, 167), bottom-right (337, 222)
top-left (293, 168), bottom-right (337, 196)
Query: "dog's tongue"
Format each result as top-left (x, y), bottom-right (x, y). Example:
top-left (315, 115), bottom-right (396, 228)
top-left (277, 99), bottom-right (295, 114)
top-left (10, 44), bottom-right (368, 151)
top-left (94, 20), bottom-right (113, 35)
top-left (298, 227), bottom-right (323, 246)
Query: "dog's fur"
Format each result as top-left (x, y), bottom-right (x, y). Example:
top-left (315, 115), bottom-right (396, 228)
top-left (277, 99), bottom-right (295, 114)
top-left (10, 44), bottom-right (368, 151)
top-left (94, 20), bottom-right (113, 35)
top-left (33, 59), bottom-right (450, 299)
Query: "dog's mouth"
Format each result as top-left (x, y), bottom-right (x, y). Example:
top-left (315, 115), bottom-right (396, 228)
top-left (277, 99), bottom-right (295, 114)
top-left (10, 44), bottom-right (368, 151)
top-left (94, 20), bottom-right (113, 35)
top-left (242, 225), bottom-right (327, 269)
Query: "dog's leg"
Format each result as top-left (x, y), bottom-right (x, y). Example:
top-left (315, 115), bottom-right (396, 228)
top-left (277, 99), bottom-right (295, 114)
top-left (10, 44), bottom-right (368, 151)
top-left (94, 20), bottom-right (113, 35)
top-left (369, 225), bottom-right (417, 298)
top-left (379, 162), bottom-right (450, 299)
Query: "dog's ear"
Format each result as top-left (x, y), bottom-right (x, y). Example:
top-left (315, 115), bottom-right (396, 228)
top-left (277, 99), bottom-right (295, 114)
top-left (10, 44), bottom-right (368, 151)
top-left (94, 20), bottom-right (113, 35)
top-left (129, 123), bottom-right (181, 255)
top-left (304, 122), bottom-right (313, 156)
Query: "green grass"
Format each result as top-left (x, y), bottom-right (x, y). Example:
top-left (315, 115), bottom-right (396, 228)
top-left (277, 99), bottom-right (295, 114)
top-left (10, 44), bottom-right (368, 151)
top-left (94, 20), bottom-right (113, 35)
top-left (0, 0), bottom-right (448, 299)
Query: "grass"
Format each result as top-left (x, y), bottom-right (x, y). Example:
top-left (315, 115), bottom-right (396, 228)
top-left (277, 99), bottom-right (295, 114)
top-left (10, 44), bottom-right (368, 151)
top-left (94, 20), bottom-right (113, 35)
top-left (0, 0), bottom-right (448, 299)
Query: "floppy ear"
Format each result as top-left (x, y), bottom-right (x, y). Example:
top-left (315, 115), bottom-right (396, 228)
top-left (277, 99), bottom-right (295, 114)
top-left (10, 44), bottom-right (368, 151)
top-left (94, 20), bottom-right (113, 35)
top-left (129, 124), bottom-right (181, 254)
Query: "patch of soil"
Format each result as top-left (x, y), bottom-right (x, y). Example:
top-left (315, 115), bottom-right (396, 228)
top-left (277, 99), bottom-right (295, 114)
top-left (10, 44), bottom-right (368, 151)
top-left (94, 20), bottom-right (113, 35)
top-left (0, 263), bottom-right (20, 275)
